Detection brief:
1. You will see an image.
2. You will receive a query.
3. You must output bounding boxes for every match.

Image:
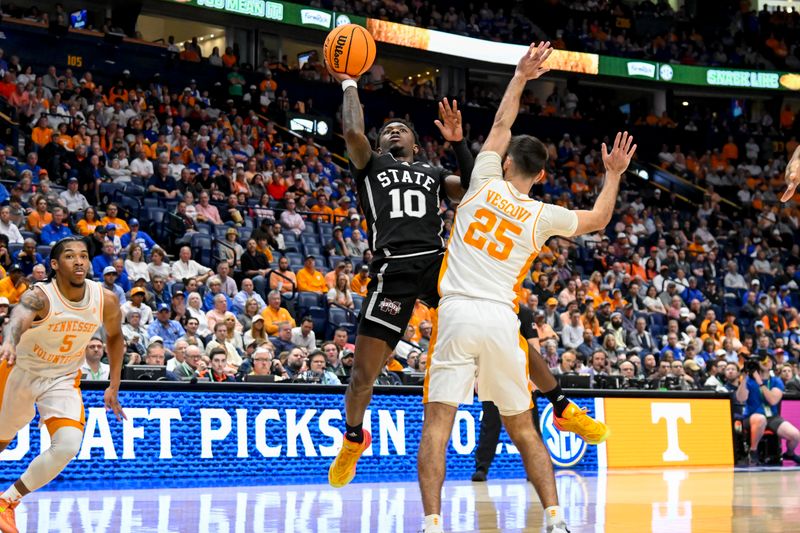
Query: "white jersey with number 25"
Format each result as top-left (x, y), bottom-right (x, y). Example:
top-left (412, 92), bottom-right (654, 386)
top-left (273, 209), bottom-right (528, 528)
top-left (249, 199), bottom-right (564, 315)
top-left (439, 152), bottom-right (579, 309)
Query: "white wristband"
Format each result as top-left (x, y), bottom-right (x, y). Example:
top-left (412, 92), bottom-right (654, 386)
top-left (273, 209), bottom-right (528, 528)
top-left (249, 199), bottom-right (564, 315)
top-left (341, 79), bottom-right (357, 92)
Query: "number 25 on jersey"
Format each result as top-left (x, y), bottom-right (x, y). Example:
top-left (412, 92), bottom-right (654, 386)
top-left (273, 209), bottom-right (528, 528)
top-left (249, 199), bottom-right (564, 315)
top-left (463, 208), bottom-right (522, 260)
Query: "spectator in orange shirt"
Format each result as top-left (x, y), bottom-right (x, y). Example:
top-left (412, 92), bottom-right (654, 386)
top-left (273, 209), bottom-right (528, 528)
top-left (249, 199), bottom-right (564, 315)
top-left (0, 264), bottom-right (28, 304)
top-left (408, 300), bottom-right (433, 343)
top-left (268, 256), bottom-right (297, 294)
top-left (260, 290), bottom-right (296, 335)
top-left (296, 255), bottom-right (327, 293)
top-left (325, 261), bottom-right (348, 289)
top-left (311, 194), bottom-right (334, 223)
top-left (350, 264), bottom-right (370, 297)
top-left (26, 195), bottom-right (52, 235)
top-left (31, 117), bottom-right (53, 148)
top-left (222, 47), bottom-right (238, 68)
top-left (722, 136), bottom-right (739, 162)
top-left (99, 203), bottom-right (131, 236)
top-left (332, 196), bottom-right (351, 224)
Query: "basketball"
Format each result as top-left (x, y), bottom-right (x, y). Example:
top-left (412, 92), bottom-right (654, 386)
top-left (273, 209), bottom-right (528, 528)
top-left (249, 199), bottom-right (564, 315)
top-left (324, 24), bottom-right (376, 77)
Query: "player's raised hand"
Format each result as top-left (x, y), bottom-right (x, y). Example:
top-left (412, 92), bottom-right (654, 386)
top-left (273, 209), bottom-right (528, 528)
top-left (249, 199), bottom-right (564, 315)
top-left (434, 98), bottom-right (463, 142)
top-left (601, 131), bottom-right (637, 176)
top-left (325, 58), bottom-right (360, 84)
top-left (515, 41), bottom-right (553, 81)
top-left (0, 342), bottom-right (16, 367)
top-left (104, 386), bottom-right (127, 421)
top-left (781, 150), bottom-right (800, 202)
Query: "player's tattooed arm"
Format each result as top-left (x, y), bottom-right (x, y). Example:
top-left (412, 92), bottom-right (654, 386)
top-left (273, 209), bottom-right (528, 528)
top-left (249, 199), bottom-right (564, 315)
top-left (5, 288), bottom-right (45, 345)
top-left (341, 87), bottom-right (372, 170)
top-left (0, 287), bottom-right (47, 364)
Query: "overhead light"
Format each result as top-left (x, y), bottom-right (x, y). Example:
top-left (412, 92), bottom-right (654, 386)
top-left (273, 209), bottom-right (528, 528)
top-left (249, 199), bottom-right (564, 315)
top-left (417, 74), bottom-right (421, 77)
top-left (408, 76), bottom-right (412, 79)
top-left (682, 101), bottom-right (689, 106)
top-left (435, 69), bottom-right (439, 72)
top-left (209, 34), bottom-right (215, 38)
top-left (426, 71), bottom-right (430, 75)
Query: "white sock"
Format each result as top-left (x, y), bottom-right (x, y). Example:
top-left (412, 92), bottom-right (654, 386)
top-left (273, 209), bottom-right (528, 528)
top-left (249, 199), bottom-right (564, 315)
top-left (545, 505), bottom-right (564, 526)
top-left (0, 485), bottom-right (21, 503)
top-left (424, 514), bottom-right (444, 532)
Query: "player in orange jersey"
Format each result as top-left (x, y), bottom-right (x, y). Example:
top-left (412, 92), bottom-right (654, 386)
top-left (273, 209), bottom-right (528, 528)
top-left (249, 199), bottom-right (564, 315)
top-left (418, 42), bottom-right (634, 533)
top-left (0, 236), bottom-right (126, 533)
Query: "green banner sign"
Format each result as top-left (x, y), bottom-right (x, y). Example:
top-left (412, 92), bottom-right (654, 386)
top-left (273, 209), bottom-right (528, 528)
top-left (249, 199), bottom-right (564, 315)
top-left (599, 56), bottom-right (797, 91)
top-left (174, 0), bottom-right (365, 30)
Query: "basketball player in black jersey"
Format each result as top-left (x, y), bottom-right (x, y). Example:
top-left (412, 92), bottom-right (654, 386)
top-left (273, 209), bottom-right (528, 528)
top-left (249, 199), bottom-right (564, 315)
top-left (326, 65), bottom-right (474, 486)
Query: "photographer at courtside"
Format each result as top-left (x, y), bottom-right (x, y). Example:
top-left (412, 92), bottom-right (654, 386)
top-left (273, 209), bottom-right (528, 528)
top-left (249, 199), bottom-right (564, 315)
top-left (736, 353), bottom-right (800, 465)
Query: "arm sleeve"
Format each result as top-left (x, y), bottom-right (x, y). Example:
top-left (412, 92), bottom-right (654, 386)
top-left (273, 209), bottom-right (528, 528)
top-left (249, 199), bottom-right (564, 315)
top-left (452, 140), bottom-right (475, 189)
top-left (533, 204), bottom-right (579, 250)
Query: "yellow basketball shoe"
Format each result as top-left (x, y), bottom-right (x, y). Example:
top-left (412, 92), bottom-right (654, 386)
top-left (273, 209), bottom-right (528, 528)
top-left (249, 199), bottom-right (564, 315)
top-left (0, 498), bottom-right (19, 533)
top-left (553, 402), bottom-right (610, 445)
top-left (328, 429), bottom-right (372, 488)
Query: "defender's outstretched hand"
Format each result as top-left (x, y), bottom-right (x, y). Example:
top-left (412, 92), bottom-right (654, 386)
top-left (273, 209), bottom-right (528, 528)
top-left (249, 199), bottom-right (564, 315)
top-left (434, 98), bottom-right (463, 142)
top-left (515, 41), bottom-right (553, 81)
top-left (601, 131), bottom-right (637, 176)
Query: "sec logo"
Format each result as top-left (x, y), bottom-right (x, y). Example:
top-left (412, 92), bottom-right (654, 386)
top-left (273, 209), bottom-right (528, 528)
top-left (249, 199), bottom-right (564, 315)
top-left (540, 404), bottom-right (587, 467)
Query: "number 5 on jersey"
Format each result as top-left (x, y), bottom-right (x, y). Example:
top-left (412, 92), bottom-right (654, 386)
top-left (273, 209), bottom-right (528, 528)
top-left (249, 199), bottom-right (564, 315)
top-left (59, 334), bottom-right (77, 353)
top-left (463, 208), bottom-right (522, 260)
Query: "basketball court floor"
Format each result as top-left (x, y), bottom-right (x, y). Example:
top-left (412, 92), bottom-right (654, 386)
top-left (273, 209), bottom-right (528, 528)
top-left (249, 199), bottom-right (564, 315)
top-left (7, 467), bottom-right (800, 532)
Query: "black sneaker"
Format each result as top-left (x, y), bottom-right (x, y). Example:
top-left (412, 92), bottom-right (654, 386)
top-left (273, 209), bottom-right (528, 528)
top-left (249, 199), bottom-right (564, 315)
top-left (471, 470), bottom-right (487, 482)
top-left (748, 451), bottom-right (761, 466)
top-left (782, 452), bottom-right (800, 464)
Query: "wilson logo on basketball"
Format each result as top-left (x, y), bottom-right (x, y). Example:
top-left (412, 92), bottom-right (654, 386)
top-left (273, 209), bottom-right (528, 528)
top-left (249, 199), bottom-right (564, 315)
top-left (378, 298), bottom-right (401, 315)
top-left (332, 35), bottom-right (348, 70)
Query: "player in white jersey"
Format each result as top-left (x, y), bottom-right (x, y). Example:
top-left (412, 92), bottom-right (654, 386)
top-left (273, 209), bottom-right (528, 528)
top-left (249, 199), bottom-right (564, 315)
top-left (417, 42), bottom-right (637, 533)
top-left (0, 236), bottom-right (126, 533)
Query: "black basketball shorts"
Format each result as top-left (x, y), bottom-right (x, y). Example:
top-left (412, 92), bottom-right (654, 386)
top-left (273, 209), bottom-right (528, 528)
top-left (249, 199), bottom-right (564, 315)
top-left (357, 251), bottom-right (444, 346)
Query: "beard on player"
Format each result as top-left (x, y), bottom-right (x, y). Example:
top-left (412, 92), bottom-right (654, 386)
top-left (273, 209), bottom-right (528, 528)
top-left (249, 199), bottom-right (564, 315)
top-left (50, 239), bottom-right (90, 288)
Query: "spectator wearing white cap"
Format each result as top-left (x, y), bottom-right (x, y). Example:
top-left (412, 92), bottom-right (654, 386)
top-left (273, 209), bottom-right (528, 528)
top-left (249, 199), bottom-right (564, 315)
top-left (342, 214), bottom-right (366, 241)
top-left (122, 308), bottom-right (150, 351)
top-left (101, 265), bottom-right (126, 304)
top-left (81, 337), bottom-right (110, 381)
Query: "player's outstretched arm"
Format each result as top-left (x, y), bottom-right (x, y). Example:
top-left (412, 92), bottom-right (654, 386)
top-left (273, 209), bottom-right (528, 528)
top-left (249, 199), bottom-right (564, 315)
top-left (102, 288), bottom-right (127, 421)
top-left (481, 41), bottom-right (552, 156)
top-left (572, 132), bottom-right (637, 237)
top-left (325, 60), bottom-right (372, 170)
top-left (0, 287), bottom-right (47, 366)
top-left (437, 98), bottom-right (475, 200)
top-left (782, 144), bottom-right (800, 202)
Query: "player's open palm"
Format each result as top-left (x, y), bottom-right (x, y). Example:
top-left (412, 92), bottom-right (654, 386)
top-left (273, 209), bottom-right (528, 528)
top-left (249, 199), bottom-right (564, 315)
top-left (0, 342), bottom-right (16, 366)
top-left (781, 155), bottom-right (800, 202)
top-left (602, 131), bottom-right (637, 176)
top-left (434, 98), bottom-right (463, 142)
top-left (515, 41), bottom-right (553, 81)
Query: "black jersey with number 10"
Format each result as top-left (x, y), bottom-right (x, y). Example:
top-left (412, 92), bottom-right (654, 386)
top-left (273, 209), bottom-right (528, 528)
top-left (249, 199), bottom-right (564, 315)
top-left (352, 152), bottom-right (450, 259)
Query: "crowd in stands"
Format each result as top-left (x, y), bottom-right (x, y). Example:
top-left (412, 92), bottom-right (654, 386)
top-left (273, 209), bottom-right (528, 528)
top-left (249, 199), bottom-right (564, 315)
top-left (1, 9), bottom-right (800, 400)
top-left (308, 0), bottom-right (800, 70)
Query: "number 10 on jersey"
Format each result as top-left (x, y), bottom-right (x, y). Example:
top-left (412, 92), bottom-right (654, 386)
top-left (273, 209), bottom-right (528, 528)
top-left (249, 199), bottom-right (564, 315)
top-left (389, 189), bottom-right (426, 218)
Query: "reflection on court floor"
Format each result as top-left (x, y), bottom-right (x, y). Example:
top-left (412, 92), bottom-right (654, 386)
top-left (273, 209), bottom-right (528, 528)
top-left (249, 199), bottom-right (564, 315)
top-left (8, 468), bottom-right (800, 532)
